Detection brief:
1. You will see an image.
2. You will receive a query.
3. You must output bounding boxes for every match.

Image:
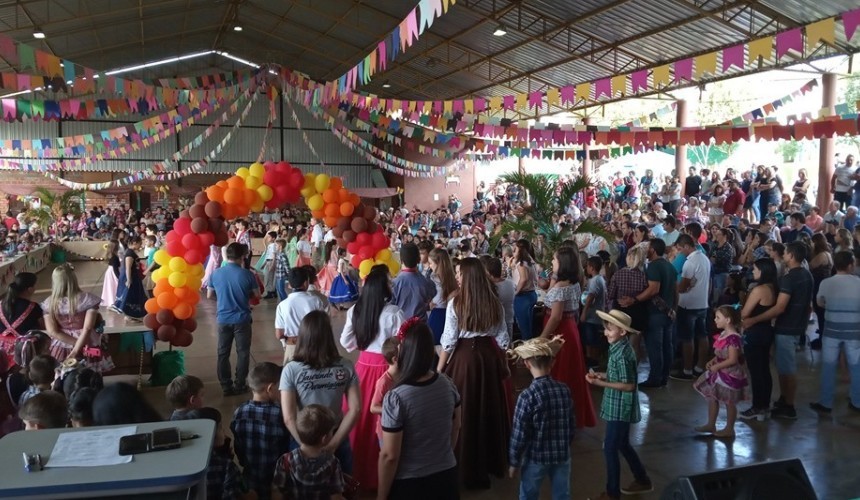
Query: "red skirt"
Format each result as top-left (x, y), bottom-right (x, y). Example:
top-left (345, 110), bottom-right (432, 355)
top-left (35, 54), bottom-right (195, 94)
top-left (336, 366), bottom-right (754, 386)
top-left (442, 336), bottom-right (511, 488)
top-left (347, 350), bottom-right (387, 490)
top-left (545, 314), bottom-right (597, 428)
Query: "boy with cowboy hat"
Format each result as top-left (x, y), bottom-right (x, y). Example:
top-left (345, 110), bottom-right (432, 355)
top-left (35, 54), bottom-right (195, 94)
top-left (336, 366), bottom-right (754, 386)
top-left (587, 310), bottom-right (653, 500)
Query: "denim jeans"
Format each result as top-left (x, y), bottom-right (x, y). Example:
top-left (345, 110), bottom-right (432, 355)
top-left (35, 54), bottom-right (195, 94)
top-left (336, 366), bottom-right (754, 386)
top-left (216, 322), bottom-right (252, 390)
top-left (676, 307), bottom-right (707, 342)
top-left (711, 272), bottom-right (728, 305)
top-left (604, 421), bottom-right (649, 498)
top-left (744, 331), bottom-right (774, 410)
top-left (514, 291), bottom-right (538, 340)
top-left (819, 337), bottom-right (860, 408)
top-left (288, 432), bottom-right (354, 474)
top-left (276, 277), bottom-right (289, 301)
top-left (519, 460), bottom-right (570, 500)
top-left (645, 311), bottom-right (673, 385)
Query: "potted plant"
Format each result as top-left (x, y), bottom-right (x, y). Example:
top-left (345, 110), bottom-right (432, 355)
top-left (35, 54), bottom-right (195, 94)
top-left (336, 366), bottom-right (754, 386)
top-left (29, 187), bottom-right (85, 262)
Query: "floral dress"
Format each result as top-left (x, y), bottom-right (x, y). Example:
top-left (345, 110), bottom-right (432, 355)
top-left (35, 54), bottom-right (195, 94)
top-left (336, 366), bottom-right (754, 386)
top-left (42, 292), bottom-right (114, 373)
top-left (693, 332), bottom-right (750, 404)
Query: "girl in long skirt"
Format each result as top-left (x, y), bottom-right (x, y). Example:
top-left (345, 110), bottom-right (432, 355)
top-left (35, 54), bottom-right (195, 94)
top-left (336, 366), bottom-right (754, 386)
top-left (339, 266), bottom-right (404, 490)
top-left (316, 241), bottom-right (339, 296)
top-left (512, 239), bottom-right (538, 340)
top-left (102, 239), bottom-right (120, 309)
top-left (329, 249), bottom-right (358, 308)
top-left (438, 258), bottom-right (511, 489)
top-left (114, 236), bottom-right (146, 321)
top-left (539, 247), bottom-right (597, 428)
top-left (427, 248), bottom-right (457, 345)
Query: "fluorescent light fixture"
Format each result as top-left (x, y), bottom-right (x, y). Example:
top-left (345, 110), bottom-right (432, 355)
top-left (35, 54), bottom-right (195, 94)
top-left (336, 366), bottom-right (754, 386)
top-left (493, 24), bottom-right (507, 36)
top-left (382, 81), bottom-right (391, 88)
top-left (233, 25), bottom-right (243, 32)
top-left (33, 28), bottom-right (45, 39)
top-left (215, 51), bottom-right (260, 68)
top-left (105, 50), bottom-right (215, 75)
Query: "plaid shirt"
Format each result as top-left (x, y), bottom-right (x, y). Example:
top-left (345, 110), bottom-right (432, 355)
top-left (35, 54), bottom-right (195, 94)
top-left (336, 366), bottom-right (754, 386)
top-left (275, 253), bottom-right (290, 280)
top-left (206, 438), bottom-right (243, 500)
top-left (600, 337), bottom-right (641, 423)
top-left (272, 449), bottom-right (345, 500)
top-left (607, 267), bottom-right (648, 310)
top-left (508, 376), bottom-right (575, 467)
top-left (230, 401), bottom-right (290, 500)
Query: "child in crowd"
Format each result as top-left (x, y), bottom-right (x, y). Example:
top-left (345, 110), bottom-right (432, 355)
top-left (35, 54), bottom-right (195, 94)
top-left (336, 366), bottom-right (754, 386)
top-left (508, 336), bottom-right (574, 500)
top-left (18, 354), bottom-right (58, 406)
top-left (582, 256), bottom-right (607, 370)
top-left (391, 243), bottom-right (436, 320)
top-left (369, 337), bottom-right (400, 447)
top-left (142, 234), bottom-right (159, 298)
top-left (165, 374), bottom-right (205, 420)
top-left (263, 231), bottom-right (280, 299)
top-left (693, 306), bottom-right (750, 439)
top-left (329, 247), bottom-right (358, 310)
top-left (302, 265), bottom-right (329, 306)
top-left (19, 390), bottom-right (67, 430)
top-left (272, 404), bottom-right (348, 500)
top-left (231, 362), bottom-right (290, 500)
top-left (586, 310), bottom-right (653, 500)
top-left (69, 387), bottom-right (99, 427)
top-left (187, 406), bottom-right (245, 500)
top-left (274, 239), bottom-right (291, 301)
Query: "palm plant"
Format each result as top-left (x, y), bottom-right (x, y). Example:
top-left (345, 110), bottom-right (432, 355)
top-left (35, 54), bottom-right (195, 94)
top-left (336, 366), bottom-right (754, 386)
top-left (491, 172), bottom-right (611, 269)
top-left (28, 187), bottom-right (84, 231)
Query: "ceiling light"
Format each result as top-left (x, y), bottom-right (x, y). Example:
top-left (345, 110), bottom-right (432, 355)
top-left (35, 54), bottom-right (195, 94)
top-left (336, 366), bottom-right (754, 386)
top-left (493, 24), bottom-right (507, 36)
top-left (382, 81), bottom-right (391, 88)
top-left (233, 25), bottom-right (243, 32)
top-left (33, 28), bottom-right (45, 39)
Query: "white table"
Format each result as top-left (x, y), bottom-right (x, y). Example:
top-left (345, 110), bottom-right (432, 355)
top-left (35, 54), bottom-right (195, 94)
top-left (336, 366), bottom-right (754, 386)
top-left (0, 419), bottom-right (215, 499)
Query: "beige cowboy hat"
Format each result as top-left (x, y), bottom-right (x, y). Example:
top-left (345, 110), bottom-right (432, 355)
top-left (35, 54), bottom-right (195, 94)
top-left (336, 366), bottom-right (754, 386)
top-left (508, 335), bottom-right (565, 361)
top-left (596, 309), bottom-right (640, 334)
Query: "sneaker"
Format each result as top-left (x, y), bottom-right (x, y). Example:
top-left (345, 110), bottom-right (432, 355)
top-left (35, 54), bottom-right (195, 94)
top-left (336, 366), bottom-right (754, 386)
top-left (692, 367), bottom-right (705, 377)
top-left (809, 402), bottom-right (832, 414)
top-left (773, 397), bottom-right (789, 409)
top-left (222, 386), bottom-right (236, 397)
top-left (771, 406), bottom-right (798, 420)
top-left (231, 385), bottom-right (250, 395)
top-left (739, 408), bottom-right (768, 421)
top-left (621, 480), bottom-right (654, 495)
top-left (669, 371), bottom-right (695, 381)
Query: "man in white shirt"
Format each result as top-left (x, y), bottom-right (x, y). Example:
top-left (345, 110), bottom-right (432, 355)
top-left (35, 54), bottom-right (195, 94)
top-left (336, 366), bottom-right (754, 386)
top-left (671, 234), bottom-right (712, 380)
top-left (823, 200), bottom-right (845, 226)
top-left (660, 215), bottom-right (680, 246)
top-left (832, 154), bottom-right (856, 211)
top-left (310, 219), bottom-right (325, 266)
top-left (274, 267), bottom-right (328, 363)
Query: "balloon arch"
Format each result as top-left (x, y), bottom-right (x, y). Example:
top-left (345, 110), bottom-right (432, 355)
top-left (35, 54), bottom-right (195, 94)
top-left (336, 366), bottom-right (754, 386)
top-left (142, 161), bottom-right (398, 347)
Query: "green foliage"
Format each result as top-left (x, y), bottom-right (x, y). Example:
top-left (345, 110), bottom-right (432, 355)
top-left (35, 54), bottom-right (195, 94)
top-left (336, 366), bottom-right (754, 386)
top-left (838, 74), bottom-right (860, 152)
top-left (776, 139), bottom-right (802, 163)
top-left (29, 187), bottom-right (84, 230)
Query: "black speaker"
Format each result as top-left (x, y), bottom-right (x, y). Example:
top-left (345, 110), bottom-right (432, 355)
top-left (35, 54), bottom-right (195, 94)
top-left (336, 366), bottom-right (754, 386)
top-left (661, 458), bottom-right (817, 500)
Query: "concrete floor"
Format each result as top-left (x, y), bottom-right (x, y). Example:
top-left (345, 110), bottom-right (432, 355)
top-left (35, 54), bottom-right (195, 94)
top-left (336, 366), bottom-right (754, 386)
top-left (34, 261), bottom-right (860, 499)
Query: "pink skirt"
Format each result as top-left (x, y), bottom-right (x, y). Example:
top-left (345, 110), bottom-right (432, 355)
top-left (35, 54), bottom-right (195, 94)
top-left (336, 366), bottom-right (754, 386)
top-left (347, 350), bottom-right (387, 490)
top-left (317, 264), bottom-right (338, 295)
top-left (101, 267), bottom-right (118, 308)
top-left (296, 255), bottom-right (312, 267)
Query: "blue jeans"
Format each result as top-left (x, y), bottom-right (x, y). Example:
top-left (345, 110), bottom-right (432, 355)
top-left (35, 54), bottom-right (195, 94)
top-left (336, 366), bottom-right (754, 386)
top-left (819, 337), bottom-right (860, 408)
top-left (645, 311), bottom-right (673, 385)
top-left (604, 421), bottom-right (649, 498)
top-left (514, 291), bottom-right (538, 340)
top-left (519, 460), bottom-right (570, 500)
top-left (711, 272), bottom-right (728, 305)
top-left (288, 432), bottom-right (354, 474)
top-left (676, 307), bottom-right (707, 342)
top-left (216, 322), bottom-right (252, 390)
top-left (276, 277), bottom-right (289, 301)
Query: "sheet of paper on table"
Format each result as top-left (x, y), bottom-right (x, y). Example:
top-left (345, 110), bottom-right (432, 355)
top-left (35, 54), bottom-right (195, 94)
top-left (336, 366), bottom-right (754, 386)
top-left (45, 426), bottom-right (138, 467)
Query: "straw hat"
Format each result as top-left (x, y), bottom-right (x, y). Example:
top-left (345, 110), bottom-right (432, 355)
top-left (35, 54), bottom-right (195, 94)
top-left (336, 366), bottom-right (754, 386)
top-left (596, 309), bottom-right (640, 334)
top-left (508, 335), bottom-right (565, 361)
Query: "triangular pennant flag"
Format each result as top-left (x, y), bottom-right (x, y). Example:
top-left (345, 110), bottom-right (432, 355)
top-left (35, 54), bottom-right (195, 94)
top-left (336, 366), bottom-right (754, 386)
top-left (611, 75), bottom-right (627, 96)
top-left (575, 83), bottom-right (591, 102)
top-left (776, 28), bottom-right (803, 58)
top-left (748, 36), bottom-right (773, 63)
top-left (652, 65), bottom-right (671, 87)
top-left (806, 18), bottom-right (835, 51)
top-left (631, 69), bottom-right (649, 92)
top-left (18, 43), bottom-right (35, 70)
top-left (722, 44), bottom-right (745, 71)
top-left (844, 8), bottom-right (860, 41)
top-left (594, 78), bottom-right (611, 99)
top-left (546, 87), bottom-right (559, 107)
top-left (694, 52), bottom-right (717, 78)
top-left (674, 58), bottom-right (693, 82)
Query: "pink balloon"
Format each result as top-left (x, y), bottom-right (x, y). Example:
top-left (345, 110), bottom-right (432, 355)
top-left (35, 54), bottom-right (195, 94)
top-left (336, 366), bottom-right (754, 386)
top-left (185, 249), bottom-right (203, 265)
top-left (356, 232), bottom-right (371, 246)
top-left (181, 233), bottom-right (200, 250)
top-left (173, 217), bottom-right (192, 235)
top-left (359, 246), bottom-right (374, 260)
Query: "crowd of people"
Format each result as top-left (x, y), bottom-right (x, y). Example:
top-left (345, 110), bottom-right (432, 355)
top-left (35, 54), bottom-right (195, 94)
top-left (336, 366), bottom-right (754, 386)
top-left (2, 155), bottom-right (860, 499)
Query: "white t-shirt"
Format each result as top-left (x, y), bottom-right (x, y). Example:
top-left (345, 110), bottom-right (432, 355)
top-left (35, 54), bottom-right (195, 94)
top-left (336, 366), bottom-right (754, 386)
top-left (679, 250), bottom-right (711, 310)
top-left (340, 304), bottom-right (405, 354)
top-left (834, 164), bottom-right (855, 192)
top-left (311, 225), bottom-right (324, 247)
top-left (274, 291), bottom-right (328, 338)
top-left (296, 240), bottom-right (312, 256)
top-left (324, 229), bottom-right (335, 243)
top-left (495, 279), bottom-right (516, 336)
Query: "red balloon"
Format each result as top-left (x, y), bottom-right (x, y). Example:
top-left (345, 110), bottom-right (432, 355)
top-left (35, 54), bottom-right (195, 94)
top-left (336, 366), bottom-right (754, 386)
top-left (166, 240), bottom-right (184, 256)
top-left (288, 171), bottom-right (304, 189)
top-left (342, 230), bottom-right (356, 243)
top-left (351, 255), bottom-right (363, 269)
top-left (157, 325), bottom-right (177, 342)
top-left (179, 209), bottom-right (190, 219)
top-left (198, 231), bottom-right (214, 248)
top-left (263, 170), bottom-right (279, 187)
top-left (350, 218), bottom-right (367, 233)
top-left (185, 249), bottom-right (203, 266)
top-left (165, 230), bottom-right (179, 243)
top-left (347, 241), bottom-right (360, 255)
top-left (181, 233), bottom-right (200, 250)
top-left (371, 231), bottom-right (388, 250)
top-left (194, 192), bottom-right (208, 206)
top-left (359, 246), bottom-right (374, 260)
top-left (143, 314), bottom-right (160, 331)
top-left (204, 201), bottom-right (222, 218)
top-left (191, 217), bottom-right (208, 234)
top-left (214, 230), bottom-right (229, 247)
top-left (189, 204), bottom-right (206, 219)
top-left (356, 232), bottom-right (371, 246)
top-left (156, 309), bottom-right (175, 325)
top-left (172, 331), bottom-right (193, 347)
top-left (173, 218), bottom-right (192, 235)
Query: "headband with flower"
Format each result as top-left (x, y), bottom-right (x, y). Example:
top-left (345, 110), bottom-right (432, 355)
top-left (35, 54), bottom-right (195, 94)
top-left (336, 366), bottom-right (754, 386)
top-left (397, 316), bottom-right (422, 340)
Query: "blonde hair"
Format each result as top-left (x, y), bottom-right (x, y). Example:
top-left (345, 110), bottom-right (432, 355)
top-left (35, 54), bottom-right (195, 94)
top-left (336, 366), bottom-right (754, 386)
top-left (429, 248), bottom-right (457, 303)
top-left (626, 243), bottom-right (648, 271)
top-left (49, 264), bottom-right (82, 320)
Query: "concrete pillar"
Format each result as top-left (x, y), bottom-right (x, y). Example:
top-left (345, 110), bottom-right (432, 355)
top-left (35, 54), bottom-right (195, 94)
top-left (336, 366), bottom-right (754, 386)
top-left (818, 73), bottom-right (836, 210)
top-left (582, 116), bottom-right (592, 179)
top-left (675, 99), bottom-right (689, 196)
top-left (518, 156), bottom-right (526, 175)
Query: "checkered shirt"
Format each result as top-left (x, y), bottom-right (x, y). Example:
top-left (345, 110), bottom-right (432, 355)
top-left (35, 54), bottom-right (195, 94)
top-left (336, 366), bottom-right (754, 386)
top-left (709, 243), bottom-right (735, 274)
top-left (607, 267), bottom-right (648, 309)
top-left (205, 438), bottom-right (243, 500)
top-left (508, 376), bottom-right (575, 467)
top-left (230, 401), bottom-right (290, 500)
top-left (272, 449), bottom-right (345, 500)
top-left (275, 253), bottom-right (290, 280)
top-left (600, 337), bottom-right (641, 423)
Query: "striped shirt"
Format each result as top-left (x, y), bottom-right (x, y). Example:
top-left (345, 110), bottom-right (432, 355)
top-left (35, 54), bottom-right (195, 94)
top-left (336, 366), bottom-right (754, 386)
top-left (817, 274), bottom-right (860, 340)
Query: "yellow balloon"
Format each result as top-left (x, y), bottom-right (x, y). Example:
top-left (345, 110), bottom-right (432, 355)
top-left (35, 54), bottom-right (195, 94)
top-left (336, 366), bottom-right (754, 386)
top-left (168, 272), bottom-right (187, 288)
top-left (236, 167), bottom-right (251, 179)
top-left (307, 194), bottom-right (324, 211)
top-left (304, 173), bottom-right (316, 190)
top-left (359, 258), bottom-right (374, 278)
top-left (151, 268), bottom-right (164, 282)
top-left (314, 174), bottom-right (331, 193)
top-left (375, 249), bottom-right (392, 262)
top-left (245, 175), bottom-right (262, 190)
top-left (387, 258), bottom-right (400, 277)
top-left (257, 184), bottom-right (273, 202)
top-left (168, 256), bottom-right (188, 273)
top-left (300, 187), bottom-right (315, 199)
top-left (250, 198), bottom-right (265, 213)
top-left (249, 162), bottom-right (265, 178)
top-left (154, 249), bottom-right (171, 266)
top-left (189, 264), bottom-right (204, 278)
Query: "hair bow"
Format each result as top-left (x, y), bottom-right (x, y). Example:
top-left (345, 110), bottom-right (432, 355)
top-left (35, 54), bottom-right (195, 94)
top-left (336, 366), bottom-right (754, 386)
top-left (731, 303), bottom-right (741, 310)
top-left (397, 317), bottom-right (422, 340)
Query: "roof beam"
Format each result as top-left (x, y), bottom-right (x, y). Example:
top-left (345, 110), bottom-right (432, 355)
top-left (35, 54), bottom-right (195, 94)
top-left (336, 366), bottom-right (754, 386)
top-left (211, 0), bottom-right (246, 51)
top-left (60, 24), bottom-right (222, 63)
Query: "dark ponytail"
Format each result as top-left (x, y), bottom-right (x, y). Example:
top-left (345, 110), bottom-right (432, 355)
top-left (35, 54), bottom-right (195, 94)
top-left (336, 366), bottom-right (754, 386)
top-left (3, 272), bottom-right (37, 319)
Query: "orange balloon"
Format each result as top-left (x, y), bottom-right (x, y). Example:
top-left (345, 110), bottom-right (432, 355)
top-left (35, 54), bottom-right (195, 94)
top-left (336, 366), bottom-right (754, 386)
top-left (224, 188), bottom-right (242, 205)
top-left (226, 176), bottom-right (245, 189)
top-left (324, 216), bottom-right (339, 228)
top-left (329, 177), bottom-right (343, 191)
top-left (235, 204), bottom-right (249, 217)
top-left (311, 209), bottom-right (325, 219)
top-left (174, 302), bottom-right (193, 320)
top-left (216, 180), bottom-right (228, 189)
top-left (324, 203), bottom-right (340, 217)
top-left (144, 298), bottom-right (159, 314)
top-left (322, 189), bottom-right (338, 204)
top-left (154, 279), bottom-right (172, 296)
top-left (206, 186), bottom-right (225, 203)
top-left (222, 204), bottom-right (237, 220)
top-left (340, 202), bottom-right (355, 217)
top-left (243, 188), bottom-right (257, 206)
top-left (174, 286), bottom-right (191, 299)
top-left (350, 193), bottom-right (360, 206)
top-left (156, 292), bottom-right (178, 310)
top-left (337, 188), bottom-right (351, 203)
top-left (186, 292), bottom-right (201, 306)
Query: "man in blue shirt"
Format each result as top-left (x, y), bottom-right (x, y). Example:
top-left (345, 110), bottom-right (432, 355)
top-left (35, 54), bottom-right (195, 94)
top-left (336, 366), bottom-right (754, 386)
top-left (208, 242), bottom-right (260, 396)
top-left (782, 212), bottom-right (814, 244)
top-left (391, 242), bottom-right (436, 321)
